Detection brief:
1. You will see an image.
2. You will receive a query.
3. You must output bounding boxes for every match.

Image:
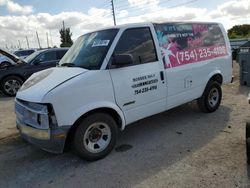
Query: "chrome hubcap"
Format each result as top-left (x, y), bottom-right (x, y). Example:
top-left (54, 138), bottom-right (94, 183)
top-left (83, 122), bottom-right (111, 153)
top-left (4, 79), bottom-right (22, 95)
top-left (208, 88), bottom-right (219, 107)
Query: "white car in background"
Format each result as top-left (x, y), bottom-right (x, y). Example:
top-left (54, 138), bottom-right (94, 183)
top-left (0, 49), bottom-right (24, 68)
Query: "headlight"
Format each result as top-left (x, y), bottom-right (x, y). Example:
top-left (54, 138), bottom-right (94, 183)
top-left (16, 99), bottom-right (57, 129)
top-left (23, 104), bottom-right (50, 129)
top-left (37, 114), bottom-right (50, 128)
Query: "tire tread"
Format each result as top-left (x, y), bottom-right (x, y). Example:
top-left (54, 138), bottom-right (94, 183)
top-left (197, 81), bottom-right (222, 113)
top-left (73, 113), bottom-right (117, 161)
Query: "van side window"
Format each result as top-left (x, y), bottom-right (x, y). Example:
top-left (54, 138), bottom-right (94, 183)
top-left (113, 27), bottom-right (157, 66)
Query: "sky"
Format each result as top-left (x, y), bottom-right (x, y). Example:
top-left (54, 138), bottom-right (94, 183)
top-left (0, 0), bottom-right (249, 50)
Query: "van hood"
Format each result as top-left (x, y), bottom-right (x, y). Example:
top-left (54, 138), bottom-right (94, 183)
top-left (16, 67), bottom-right (88, 102)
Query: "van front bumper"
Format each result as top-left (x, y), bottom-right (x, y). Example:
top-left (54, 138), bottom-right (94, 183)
top-left (17, 119), bottom-right (70, 154)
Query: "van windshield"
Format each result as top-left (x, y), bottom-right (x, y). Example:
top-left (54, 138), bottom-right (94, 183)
top-left (59, 29), bottom-right (118, 70)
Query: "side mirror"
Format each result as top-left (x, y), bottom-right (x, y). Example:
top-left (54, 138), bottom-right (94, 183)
top-left (112, 54), bottom-right (134, 68)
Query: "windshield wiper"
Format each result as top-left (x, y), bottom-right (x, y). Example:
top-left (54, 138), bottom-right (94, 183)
top-left (60, 63), bottom-right (75, 67)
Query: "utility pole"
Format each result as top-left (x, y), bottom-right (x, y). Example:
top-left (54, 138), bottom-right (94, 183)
top-left (49, 31), bottom-right (53, 47)
top-left (18, 40), bottom-right (21, 49)
top-left (111, 0), bottom-right (116, 26)
top-left (62, 21), bottom-right (66, 44)
top-left (26, 36), bottom-right (30, 49)
top-left (46, 32), bottom-right (49, 48)
top-left (36, 31), bottom-right (41, 49)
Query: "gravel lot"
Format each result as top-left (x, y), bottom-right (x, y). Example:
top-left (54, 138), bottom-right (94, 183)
top-left (0, 62), bottom-right (250, 188)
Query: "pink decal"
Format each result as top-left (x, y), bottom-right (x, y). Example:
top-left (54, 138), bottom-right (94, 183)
top-left (187, 37), bottom-right (203, 48)
top-left (193, 24), bottom-right (208, 35)
top-left (165, 45), bottom-right (227, 68)
top-left (156, 23), bottom-right (227, 69)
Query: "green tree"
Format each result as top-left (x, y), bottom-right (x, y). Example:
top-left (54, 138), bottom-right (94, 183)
top-left (228, 24), bottom-right (250, 39)
top-left (59, 27), bottom-right (73, 47)
top-left (229, 31), bottom-right (238, 39)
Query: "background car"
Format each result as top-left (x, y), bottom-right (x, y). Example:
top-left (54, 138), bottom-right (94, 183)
top-left (0, 48), bottom-right (68, 96)
top-left (0, 49), bottom-right (24, 68)
top-left (14, 49), bottom-right (36, 59)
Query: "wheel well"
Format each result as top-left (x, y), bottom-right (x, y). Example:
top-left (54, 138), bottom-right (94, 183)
top-left (0, 74), bottom-right (25, 84)
top-left (64, 107), bottom-right (122, 151)
top-left (209, 74), bottom-right (223, 85)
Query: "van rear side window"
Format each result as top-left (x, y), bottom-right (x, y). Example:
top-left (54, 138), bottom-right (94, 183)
top-left (154, 23), bottom-right (227, 68)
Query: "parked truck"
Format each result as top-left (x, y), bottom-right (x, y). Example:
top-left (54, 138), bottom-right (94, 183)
top-left (15, 22), bottom-right (232, 161)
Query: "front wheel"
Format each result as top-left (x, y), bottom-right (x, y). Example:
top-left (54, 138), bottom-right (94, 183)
top-left (73, 113), bottom-right (118, 161)
top-left (197, 81), bottom-right (222, 113)
top-left (1, 76), bottom-right (23, 97)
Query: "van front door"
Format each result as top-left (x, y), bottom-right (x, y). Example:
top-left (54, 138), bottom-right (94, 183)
top-left (109, 27), bottom-right (167, 124)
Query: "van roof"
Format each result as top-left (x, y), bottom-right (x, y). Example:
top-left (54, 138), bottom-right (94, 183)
top-left (81, 21), bottom-right (221, 35)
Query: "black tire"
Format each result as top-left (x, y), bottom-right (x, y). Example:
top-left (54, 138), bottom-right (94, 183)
top-left (1, 76), bottom-right (23, 97)
top-left (0, 61), bottom-right (11, 69)
top-left (73, 113), bottom-right (118, 161)
top-left (246, 122), bottom-right (250, 164)
top-left (197, 81), bottom-right (222, 113)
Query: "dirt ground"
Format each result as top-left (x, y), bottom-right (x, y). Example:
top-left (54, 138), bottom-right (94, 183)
top-left (0, 62), bottom-right (250, 188)
top-left (0, 95), bottom-right (16, 140)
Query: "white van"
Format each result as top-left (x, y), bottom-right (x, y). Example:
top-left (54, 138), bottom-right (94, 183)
top-left (15, 22), bottom-right (232, 160)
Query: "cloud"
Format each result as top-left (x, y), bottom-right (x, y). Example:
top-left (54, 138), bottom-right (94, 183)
top-left (0, 9), bottom-right (113, 49)
top-left (208, 0), bottom-right (250, 19)
top-left (209, 10), bottom-right (223, 19)
top-left (117, 10), bottom-right (128, 18)
top-left (36, 12), bottom-right (83, 30)
top-left (118, 6), bottom-right (206, 24)
top-left (0, 0), bottom-right (7, 6)
top-left (206, 0), bottom-right (250, 30)
top-left (0, 0), bottom-right (33, 14)
top-left (6, 1), bottom-right (33, 14)
top-left (0, 0), bottom-right (249, 50)
top-left (220, 0), bottom-right (250, 17)
top-left (88, 7), bottom-right (111, 17)
top-left (128, 0), bottom-right (160, 8)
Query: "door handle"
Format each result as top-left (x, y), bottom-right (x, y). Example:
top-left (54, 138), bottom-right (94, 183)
top-left (160, 71), bottom-right (164, 81)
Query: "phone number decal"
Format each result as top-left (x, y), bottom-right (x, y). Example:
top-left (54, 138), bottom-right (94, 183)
top-left (134, 85), bottom-right (157, 95)
top-left (132, 74), bottom-right (158, 95)
top-left (176, 45), bottom-right (227, 65)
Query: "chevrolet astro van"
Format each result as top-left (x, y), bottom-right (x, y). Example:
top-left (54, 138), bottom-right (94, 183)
top-left (15, 22), bottom-right (232, 161)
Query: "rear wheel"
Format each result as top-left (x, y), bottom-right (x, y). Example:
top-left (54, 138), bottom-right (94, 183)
top-left (1, 76), bottom-right (23, 97)
top-left (73, 113), bottom-right (118, 161)
top-left (197, 81), bottom-right (222, 113)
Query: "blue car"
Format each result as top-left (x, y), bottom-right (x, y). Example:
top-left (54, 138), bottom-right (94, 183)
top-left (0, 48), bottom-right (68, 96)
